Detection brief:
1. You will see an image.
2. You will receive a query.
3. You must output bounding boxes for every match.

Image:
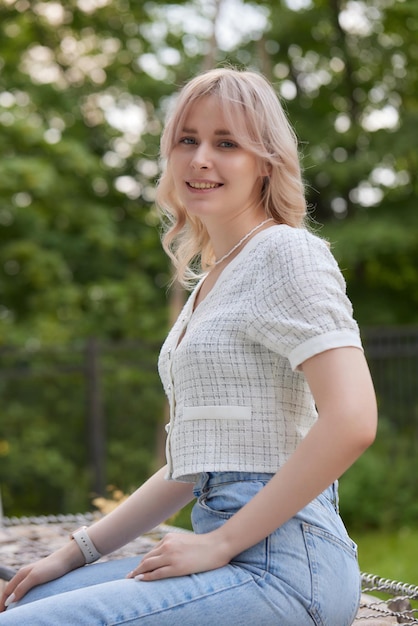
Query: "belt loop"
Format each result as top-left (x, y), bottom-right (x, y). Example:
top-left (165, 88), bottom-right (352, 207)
top-left (202, 472), bottom-right (211, 493)
top-left (193, 472), bottom-right (209, 498)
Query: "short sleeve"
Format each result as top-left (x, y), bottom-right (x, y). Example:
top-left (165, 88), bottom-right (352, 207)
top-left (247, 227), bottom-right (362, 370)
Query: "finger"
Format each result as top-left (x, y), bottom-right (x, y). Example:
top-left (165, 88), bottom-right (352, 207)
top-left (125, 552), bottom-right (160, 579)
top-left (3, 567), bottom-right (30, 594)
top-left (131, 554), bottom-right (169, 578)
top-left (0, 589), bottom-right (11, 612)
top-left (125, 536), bottom-right (180, 580)
top-left (135, 565), bottom-right (175, 582)
top-left (1, 588), bottom-right (18, 612)
top-left (3, 592), bottom-right (16, 609)
top-left (6, 569), bottom-right (44, 605)
top-left (0, 568), bottom-right (31, 611)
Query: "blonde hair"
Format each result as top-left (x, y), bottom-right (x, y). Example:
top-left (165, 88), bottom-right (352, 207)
top-left (156, 67), bottom-right (307, 287)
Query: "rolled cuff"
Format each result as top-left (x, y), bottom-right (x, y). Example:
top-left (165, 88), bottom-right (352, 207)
top-left (288, 330), bottom-right (363, 371)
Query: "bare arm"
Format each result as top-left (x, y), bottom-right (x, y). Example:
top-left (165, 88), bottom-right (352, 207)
top-left (132, 347), bottom-right (377, 580)
top-left (211, 346), bottom-right (377, 556)
top-left (0, 466), bottom-right (194, 610)
top-left (87, 465), bottom-right (194, 555)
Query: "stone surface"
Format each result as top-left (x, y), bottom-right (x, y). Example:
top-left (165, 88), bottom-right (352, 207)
top-left (353, 594), bottom-right (399, 625)
top-left (1, 521), bottom-right (416, 624)
top-left (0, 519), bottom-right (176, 576)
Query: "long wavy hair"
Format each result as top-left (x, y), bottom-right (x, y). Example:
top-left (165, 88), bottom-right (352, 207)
top-left (156, 67), bottom-right (308, 288)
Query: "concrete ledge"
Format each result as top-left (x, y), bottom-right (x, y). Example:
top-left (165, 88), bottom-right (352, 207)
top-left (354, 594), bottom-right (398, 625)
top-left (1, 518), bottom-right (417, 623)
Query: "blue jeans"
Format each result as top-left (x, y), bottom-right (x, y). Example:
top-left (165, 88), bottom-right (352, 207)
top-left (1, 473), bottom-right (360, 625)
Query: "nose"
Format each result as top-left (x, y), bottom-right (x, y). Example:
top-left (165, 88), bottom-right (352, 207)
top-left (191, 142), bottom-right (212, 170)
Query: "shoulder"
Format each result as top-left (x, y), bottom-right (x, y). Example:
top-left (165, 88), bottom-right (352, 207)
top-left (254, 225), bottom-right (337, 279)
top-left (256, 224), bottom-right (330, 253)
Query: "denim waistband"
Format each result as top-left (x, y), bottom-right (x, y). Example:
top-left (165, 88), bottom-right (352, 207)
top-left (193, 471), bottom-right (339, 513)
top-left (195, 471), bottom-right (273, 489)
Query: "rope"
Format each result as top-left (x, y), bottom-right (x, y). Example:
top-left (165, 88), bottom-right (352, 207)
top-left (360, 572), bottom-right (418, 624)
top-left (2, 517), bottom-right (418, 623)
top-left (361, 572), bottom-right (418, 600)
top-left (2, 513), bottom-right (96, 526)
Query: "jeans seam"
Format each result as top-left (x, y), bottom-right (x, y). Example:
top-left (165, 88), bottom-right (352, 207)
top-left (302, 523), bottom-right (358, 559)
top-left (302, 522), bottom-right (360, 626)
top-left (107, 576), bottom-right (255, 626)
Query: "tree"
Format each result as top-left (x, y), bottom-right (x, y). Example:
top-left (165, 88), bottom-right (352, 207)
top-left (1, 0), bottom-right (417, 515)
top-left (0, 0), bottom-right (183, 347)
top-left (0, 0), bottom-right (189, 513)
top-left (215, 0), bottom-right (418, 324)
top-left (2, 0), bottom-right (418, 342)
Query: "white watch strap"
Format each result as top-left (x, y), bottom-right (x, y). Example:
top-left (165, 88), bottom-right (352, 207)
top-left (71, 526), bottom-right (102, 564)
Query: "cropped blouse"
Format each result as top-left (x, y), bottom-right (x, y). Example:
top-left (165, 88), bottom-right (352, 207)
top-left (158, 225), bottom-right (362, 482)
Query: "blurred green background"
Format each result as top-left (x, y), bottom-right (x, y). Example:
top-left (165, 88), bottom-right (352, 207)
top-left (1, 0), bottom-right (417, 584)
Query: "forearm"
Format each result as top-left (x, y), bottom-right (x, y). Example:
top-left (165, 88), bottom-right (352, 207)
top-left (212, 414), bottom-right (374, 560)
top-left (87, 466), bottom-right (195, 556)
top-left (214, 346), bottom-right (377, 559)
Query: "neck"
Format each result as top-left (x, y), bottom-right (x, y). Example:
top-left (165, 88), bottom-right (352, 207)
top-left (212, 217), bottom-right (274, 267)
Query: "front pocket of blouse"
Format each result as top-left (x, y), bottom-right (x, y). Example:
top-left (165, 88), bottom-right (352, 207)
top-left (182, 405), bottom-right (252, 420)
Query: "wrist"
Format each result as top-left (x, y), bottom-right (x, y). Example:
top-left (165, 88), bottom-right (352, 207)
top-left (209, 528), bottom-right (237, 565)
top-left (70, 526), bottom-right (102, 564)
top-left (58, 537), bottom-right (87, 570)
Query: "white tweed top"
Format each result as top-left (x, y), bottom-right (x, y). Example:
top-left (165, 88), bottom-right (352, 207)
top-left (158, 224), bottom-right (362, 482)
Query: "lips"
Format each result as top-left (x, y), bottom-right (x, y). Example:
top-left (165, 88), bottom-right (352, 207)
top-left (187, 181), bottom-right (222, 189)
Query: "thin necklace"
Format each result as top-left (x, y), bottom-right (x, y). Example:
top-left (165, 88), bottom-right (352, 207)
top-left (213, 217), bottom-right (274, 266)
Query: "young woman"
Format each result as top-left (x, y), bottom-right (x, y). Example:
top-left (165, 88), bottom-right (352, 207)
top-left (0, 68), bottom-right (377, 625)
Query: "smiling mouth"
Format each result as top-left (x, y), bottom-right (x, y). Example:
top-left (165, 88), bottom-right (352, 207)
top-left (187, 181), bottom-right (222, 189)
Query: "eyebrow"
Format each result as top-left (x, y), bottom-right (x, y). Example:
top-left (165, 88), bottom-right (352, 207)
top-left (181, 127), bottom-right (233, 136)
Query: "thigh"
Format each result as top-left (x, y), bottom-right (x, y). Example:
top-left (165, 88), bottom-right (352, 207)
top-left (12, 556), bottom-right (140, 606)
top-left (1, 563), bottom-right (313, 626)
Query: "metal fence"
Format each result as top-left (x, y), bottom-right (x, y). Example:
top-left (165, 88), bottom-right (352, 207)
top-left (1, 327), bottom-right (418, 498)
top-left (0, 338), bottom-right (164, 500)
top-left (362, 326), bottom-right (418, 436)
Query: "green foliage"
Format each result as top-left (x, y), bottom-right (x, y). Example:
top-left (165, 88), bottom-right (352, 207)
top-left (0, 0), bottom-right (173, 348)
top-left (170, 501), bottom-right (195, 531)
top-left (1, 0), bottom-right (418, 516)
top-left (0, 368), bottom-right (89, 514)
top-left (0, 342), bottom-right (164, 515)
top-left (339, 417), bottom-right (418, 531)
top-left (322, 204), bottom-right (418, 324)
top-left (353, 528), bottom-right (418, 587)
top-left (1, 0), bottom-right (417, 333)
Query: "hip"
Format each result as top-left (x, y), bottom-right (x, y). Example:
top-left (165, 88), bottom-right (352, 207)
top-left (191, 471), bottom-right (361, 626)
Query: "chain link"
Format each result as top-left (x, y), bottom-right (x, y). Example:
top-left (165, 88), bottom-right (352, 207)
top-left (2, 518), bottom-right (418, 623)
top-left (360, 572), bottom-right (418, 624)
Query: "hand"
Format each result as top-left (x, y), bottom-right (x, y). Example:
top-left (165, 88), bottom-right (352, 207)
top-left (0, 543), bottom-right (84, 612)
top-left (126, 532), bottom-right (230, 582)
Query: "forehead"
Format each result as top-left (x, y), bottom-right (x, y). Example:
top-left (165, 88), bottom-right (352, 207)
top-left (181, 94), bottom-right (246, 135)
top-left (183, 95), bottom-right (227, 127)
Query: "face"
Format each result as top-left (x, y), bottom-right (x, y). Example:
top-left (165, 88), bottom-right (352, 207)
top-left (169, 95), bottom-right (265, 225)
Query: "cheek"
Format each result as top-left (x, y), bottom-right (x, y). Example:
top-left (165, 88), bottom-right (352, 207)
top-left (232, 162), bottom-right (262, 191)
top-left (169, 156), bottom-right (186, 183)
top-left (232, 155), bottom-right (260, 178)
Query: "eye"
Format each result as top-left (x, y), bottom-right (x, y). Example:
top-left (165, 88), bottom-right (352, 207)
top-left (179, 136), bottom-right (197, 145)
top-left (219, 140), bottom-right (238, 149)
